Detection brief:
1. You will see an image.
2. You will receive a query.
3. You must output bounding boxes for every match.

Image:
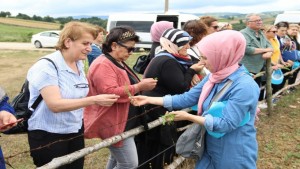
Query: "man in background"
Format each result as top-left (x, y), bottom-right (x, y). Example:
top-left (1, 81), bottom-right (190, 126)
top-left (240, 13), bottom-right (273, 103)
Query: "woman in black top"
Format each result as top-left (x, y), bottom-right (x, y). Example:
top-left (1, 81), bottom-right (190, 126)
top-left (136, 28), bottom-right (203, 169)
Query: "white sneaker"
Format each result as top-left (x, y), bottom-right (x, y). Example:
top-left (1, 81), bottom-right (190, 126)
top-left (258, 102), bottom-right (268, 109)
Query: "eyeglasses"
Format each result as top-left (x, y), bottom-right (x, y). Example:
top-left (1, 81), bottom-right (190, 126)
top-left (267, 30), bottom-right (277, 33)
top-left (74, 83), bottom-right (89, 88)
top-left (248, 19), bottom-right (262, 23)
top-left (211, 25), bottom-right (219, 30)
top-left (116, 42), bottom-right (135, 53)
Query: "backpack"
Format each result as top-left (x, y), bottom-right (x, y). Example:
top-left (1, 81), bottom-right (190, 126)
top-left (133, 52), bottom-right (179, 74)
top-left (133, 54), bottom-right (151, 74)
top-left (4, 58), bottom-right (57, 134)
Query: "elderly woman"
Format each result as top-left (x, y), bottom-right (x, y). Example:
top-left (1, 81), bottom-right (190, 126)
top-left (84, 26), bottom-right (157, 169)
top-left (27, 21), bottom-right (119, 168)
top-left (136, 28), bottom-right (203, 169)
top-left (132, 30), bottom-right (259, 169)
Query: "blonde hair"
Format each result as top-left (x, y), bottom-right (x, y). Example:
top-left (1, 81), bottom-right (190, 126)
top-left (289, 24), bottom-right (299, 29)
top-left (262, 24), bottom-right (276, 32)
top-left (56, 21), bottom-right (98, 50)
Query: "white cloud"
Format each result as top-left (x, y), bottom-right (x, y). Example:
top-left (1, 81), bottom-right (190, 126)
top-left (0, 0), bottom-right (299, 17)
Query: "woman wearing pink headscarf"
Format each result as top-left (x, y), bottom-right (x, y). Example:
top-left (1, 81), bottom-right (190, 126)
top-left (132, 30), bottom-right (259, 169)
top-left (149, 21), bottom-right (173, 59)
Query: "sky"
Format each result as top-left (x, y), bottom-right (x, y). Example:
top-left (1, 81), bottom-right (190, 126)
top-left (1, 0), bottom-right (299, 17)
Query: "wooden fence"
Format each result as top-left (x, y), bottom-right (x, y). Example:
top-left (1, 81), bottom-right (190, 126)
top-left (37, 61), bottom-right (300, 169)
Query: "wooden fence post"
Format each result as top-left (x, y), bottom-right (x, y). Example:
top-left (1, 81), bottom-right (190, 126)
top-left (265, 58), bottom-right (273, 115)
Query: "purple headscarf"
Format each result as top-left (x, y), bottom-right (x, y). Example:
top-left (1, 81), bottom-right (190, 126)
top-left (150, 21), bottom-right (173, 42)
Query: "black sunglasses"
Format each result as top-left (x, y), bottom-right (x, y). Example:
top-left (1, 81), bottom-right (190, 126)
top-left (267, 30), bottom-right (277, 33)
top-left (211, 25), bottom-right (219, 30)
top-left (117, 42), bottom-right (135, 53)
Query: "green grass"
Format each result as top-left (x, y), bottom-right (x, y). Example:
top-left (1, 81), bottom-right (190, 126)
top-left (0, 23), bottom-right (47, 42)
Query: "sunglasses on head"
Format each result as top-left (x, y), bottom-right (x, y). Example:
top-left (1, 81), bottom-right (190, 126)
top-left (267, 30), bottom-right (277, 33)
top-left (117, 42), bottom-right (135, 53)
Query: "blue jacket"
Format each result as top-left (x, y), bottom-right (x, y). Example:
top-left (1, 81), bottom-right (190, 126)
top-left (87, 44), bottom-right (102, 66)
top-left (0, 87), bottom-right (14, 169)
top-left (164, 65), bottom-right (259, 169)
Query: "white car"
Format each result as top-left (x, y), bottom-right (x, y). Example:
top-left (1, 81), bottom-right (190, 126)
top-left (31, 30), bottom-right (60, 48)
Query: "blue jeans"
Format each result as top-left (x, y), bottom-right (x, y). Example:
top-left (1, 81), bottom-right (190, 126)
top-left (0, 147), bottom-right (6, 169)
top-left (106, 137), bottom-right (138, 169)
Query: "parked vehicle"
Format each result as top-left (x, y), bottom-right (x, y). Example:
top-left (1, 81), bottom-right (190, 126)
top-left (107, 12), bottom-right (199, 49)
top-left (274, 11), bottom-right (300, 24)
top-left (31, 30), bottom-right (60, 48)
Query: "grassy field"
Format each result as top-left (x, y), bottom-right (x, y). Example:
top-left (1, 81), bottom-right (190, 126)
top-left (0, 24), bottom-right (48, 42)
top-left (0, 49), bottom-right (299, 169)
top-left (0, 18), bottom-right (60, 29)
top-left (0, 18), bottom-right (61, 42)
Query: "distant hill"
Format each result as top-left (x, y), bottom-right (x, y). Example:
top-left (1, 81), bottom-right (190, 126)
top-left (72, 15), bottom-right (108, 20)
top-left (67, 11), bottom-right (283, 21)
top-left (195, 11), bottom-right (283, 19)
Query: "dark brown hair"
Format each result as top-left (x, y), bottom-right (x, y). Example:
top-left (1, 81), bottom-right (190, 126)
top-left (183, 20), bottom-right (208, 46)
top-left (199, 16), bottom-right (217, 27)
top-left (275, 21), bottom-right (289, 29)
top-left (102, 26), bottom-right (139, 53)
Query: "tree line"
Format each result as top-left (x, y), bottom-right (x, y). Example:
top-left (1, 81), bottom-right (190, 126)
top-left (0, 11), bottom-right (107, 29)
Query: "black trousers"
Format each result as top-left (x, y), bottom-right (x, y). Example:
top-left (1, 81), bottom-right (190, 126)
top-left (287, 68), bottom-right (300, 85)
top-left (28, 126), bottom-right (84, 169)
top-left (253, 75), bottom-right (265, 101)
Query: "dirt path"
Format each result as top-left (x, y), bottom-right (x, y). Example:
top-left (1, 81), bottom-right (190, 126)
top-left (0, 42), bottom-right (55, 51)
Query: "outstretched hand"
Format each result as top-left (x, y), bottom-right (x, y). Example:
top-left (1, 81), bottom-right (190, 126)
top-left (137, 78), bottom-right (157, 91)
top-left (0, 111), bottom-right (18, 131)
top-left (167, 111), bottom-right (190, 121)
top-left (94, 94), bottom-right (120, 106)
top-left (130, 95), bottom-right (149, 106)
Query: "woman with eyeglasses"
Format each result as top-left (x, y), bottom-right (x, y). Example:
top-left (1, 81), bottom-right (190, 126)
top-left (183, 19), bottom-right (209, 86)
top-left (275, 21), bottom-right (297, 91)
top-left (199, 16), bottom-right (219, 34)
top-left (83, 26), bottom-right (157, 169)
top-left (263, 24), bottom-right (291, 95)
top-left (26, 21), bottom-right (120, 168)
top-left (135, 28), bottom-right (204, 169)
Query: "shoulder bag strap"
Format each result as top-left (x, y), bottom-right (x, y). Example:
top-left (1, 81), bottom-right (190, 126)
top-left (30, 58), bottom-right (58, 110)
top-left (209, 80), bottom-right (233, 107)
top-left (190, 48), bottom-right (200, 61)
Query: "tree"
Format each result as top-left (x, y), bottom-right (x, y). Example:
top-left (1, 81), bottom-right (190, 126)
top-left (43, 15), bottom-right (55, 23)
top-left (32, 15), bottom-right (43, 21)
top-left (79, 17), bottom-right (107, 28)
top-left (5, 11), bottom-right (11, 17)
top-left (0, 11), bottom-right (11, 17)
top-left (16, 13), bottom-right (31, 20)
top-left (0, 11), bottom-right (6, 17)
top-left (56, 16), bottom-right (74, 24)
